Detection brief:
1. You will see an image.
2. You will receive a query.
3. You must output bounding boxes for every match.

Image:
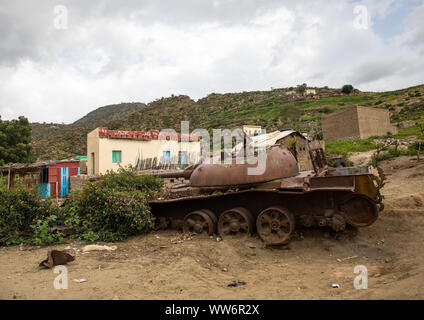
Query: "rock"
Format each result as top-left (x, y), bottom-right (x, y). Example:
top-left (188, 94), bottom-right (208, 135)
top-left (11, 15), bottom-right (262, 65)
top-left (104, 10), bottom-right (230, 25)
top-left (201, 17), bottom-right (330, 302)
top-left (82, 245), bottom-right (117, 252)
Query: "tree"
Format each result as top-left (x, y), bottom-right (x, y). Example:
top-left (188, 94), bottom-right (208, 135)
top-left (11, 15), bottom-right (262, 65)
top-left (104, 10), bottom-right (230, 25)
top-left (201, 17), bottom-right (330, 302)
top-left (342, 84), bottom-right (354, 94)
top-left (0, 116), bottom-right (32, 165)
top-left (296, 83), bottom-right (307, 96)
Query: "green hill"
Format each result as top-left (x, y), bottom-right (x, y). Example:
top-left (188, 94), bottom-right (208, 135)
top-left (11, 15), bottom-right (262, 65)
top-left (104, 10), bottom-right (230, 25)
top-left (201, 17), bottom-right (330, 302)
top-left (72, 102), bottom-right (146, 128)
top-left (31, 102), bottom-right (145, 160)
top-left (30, 85), bottom-right (424, 161)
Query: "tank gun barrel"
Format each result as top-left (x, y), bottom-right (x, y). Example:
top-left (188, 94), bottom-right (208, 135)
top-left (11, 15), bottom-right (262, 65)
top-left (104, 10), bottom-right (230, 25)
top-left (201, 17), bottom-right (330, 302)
top-left (153, 170), bottom-right (193, 179)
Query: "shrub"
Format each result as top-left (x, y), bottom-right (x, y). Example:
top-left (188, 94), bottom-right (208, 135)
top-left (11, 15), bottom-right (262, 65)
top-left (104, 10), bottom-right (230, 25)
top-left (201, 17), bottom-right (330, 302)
top-left (61, 185), bottom-right (155, 242)
top-left (0, 167), bottom-right (163, 246)
top-left (31, 214), bottom-right (65, 246)
top-left (60, 167), bottom-right (162, 242)
top-left (296, 83), bottom-right (307, 95)
top-left (341, 85), bottom-right (354, 95)
top-left (369, 145), bottom-right (420, 166)
top-left (0, 185), bottom-right (59, 245)
top-left (95, 166), bottom-right (163, 196)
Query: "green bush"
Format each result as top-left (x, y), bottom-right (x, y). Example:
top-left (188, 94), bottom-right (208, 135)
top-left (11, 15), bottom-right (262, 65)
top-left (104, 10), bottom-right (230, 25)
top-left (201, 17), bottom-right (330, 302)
top-left (60, 167), bottom-right (162, 242)
top-left (95, 166), bottom-right (163, 196)
top-left (369, 145), bottom-right (420, 166)
top-left (31, 214), bottom-right (65, 246)
top-left (341, 85), bottom-right (354, 95)
top-left (0, 167), bottom-right (163, 246)
top-left (61, 186), bottom-right (155, 242)
top-left (0, 185), bottom-right (59, 245)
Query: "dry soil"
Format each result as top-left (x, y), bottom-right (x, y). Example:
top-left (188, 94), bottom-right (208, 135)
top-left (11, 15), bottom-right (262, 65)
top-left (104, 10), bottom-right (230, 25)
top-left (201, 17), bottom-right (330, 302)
top-left (1, 156), bottom-right (423, 300)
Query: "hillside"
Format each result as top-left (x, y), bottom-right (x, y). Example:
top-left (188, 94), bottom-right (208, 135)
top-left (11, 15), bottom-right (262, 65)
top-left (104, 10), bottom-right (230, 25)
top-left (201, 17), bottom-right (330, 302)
top-left (30, 85), bottom-right (424, 161)
top-left (72, 102), bottom-right (146, 128)
top-left (31, 102), bottom-right (146, 160)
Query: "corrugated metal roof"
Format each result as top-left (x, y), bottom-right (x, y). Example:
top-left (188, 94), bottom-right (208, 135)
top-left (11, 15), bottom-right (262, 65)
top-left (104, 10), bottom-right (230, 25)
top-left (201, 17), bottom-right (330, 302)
top-left (232, 130), bottom-right (306, 152)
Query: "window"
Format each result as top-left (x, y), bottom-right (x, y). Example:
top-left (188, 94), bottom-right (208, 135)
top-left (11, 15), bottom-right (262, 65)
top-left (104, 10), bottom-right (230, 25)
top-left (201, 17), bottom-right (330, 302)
top-left (162, 151), bottom-right (171, 163)
top-left (112, 150), bottom-right (122, 163)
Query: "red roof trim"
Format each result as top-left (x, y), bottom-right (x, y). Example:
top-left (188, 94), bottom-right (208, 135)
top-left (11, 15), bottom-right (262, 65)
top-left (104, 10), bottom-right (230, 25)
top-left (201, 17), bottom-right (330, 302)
top-left (98, 127), bottom-right (200, 142)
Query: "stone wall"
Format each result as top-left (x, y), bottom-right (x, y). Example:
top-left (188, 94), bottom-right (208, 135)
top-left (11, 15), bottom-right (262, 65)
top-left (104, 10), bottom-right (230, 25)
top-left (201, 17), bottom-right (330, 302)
top-left (356, 106), bottom-right (398, 139)
top-left (322, 107), bottom-right (360, 141)
top-left (322, 106), bottom-right (398, 141)
top-left (70, 174), bottom-right (90, 192)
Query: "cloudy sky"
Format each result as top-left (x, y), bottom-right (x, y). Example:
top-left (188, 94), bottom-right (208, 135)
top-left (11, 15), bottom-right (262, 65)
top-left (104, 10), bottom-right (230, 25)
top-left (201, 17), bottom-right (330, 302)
top-left (0, 0), bottom-right (423, 123)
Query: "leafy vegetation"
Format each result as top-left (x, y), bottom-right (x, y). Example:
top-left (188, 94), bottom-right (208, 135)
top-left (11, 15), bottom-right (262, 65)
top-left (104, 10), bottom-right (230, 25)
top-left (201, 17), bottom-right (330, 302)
top-left (370, 143), bottom-right (421, 167)
top-left (325, 138), bottom-right (382, 158)
top-left (0, 116), bottom-right (33, 165)
top-left (0, 167), bottom-right (163, 246)
top-left (0, 184), bottom-right (60, 245)
top-left (341, 84), bottom-right (354, 95)
top-left (296, 83), bottom-right (308, 95)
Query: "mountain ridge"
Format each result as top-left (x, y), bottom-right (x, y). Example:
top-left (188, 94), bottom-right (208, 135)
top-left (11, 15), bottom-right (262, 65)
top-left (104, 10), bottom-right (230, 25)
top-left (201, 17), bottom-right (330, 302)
top-left (30, 84), bottom-right (424, 161)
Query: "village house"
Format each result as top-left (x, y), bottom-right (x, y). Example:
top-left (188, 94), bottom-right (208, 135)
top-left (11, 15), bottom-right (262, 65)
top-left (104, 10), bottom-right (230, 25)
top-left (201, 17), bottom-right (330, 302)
top-left (87, 127), bottom-right (202, 175)
top-left (242, 125), bottom-right (263, 136)
top-left (321, 106), bottom-right (398, 141)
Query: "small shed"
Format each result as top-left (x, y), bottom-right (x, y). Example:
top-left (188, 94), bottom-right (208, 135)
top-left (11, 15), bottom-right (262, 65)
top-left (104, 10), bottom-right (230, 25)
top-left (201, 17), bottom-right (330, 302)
top-left (0, 159), bottom-right (81, 199)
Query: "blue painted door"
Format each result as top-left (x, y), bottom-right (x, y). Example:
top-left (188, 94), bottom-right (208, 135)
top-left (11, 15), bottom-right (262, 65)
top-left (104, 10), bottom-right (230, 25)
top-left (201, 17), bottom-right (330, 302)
top-left (61, 167), bottom-right (69, 198)
top-left (39, 183), bottom-right (51, 198)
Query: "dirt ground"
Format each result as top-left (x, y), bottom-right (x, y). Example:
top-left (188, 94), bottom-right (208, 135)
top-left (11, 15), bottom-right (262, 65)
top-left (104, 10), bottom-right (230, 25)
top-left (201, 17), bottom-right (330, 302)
top-left (1, 156), bottom-right (423, 300)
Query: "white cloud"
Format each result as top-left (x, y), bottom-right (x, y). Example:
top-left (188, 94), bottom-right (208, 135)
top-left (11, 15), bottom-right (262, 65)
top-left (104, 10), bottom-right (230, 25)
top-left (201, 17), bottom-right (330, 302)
top-left (0, 0), bottom-right (423, 123)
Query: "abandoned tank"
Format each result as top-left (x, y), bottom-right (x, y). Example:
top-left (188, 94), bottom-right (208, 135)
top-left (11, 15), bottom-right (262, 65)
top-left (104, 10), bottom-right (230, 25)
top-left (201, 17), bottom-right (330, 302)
top-left (148, 144), bottom-right (384, 245)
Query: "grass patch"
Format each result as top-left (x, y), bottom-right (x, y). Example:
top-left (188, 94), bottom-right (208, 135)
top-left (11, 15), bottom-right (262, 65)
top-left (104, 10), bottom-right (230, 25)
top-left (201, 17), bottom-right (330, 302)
top-left (370, 144), bottom-right (421, 166)
top-left (325, 138), bottom-right (381, 157)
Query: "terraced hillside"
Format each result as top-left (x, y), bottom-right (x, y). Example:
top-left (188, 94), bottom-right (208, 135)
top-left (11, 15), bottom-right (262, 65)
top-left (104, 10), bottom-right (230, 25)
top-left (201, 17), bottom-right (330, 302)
top-left (31, 85), bottom-right (424, 161)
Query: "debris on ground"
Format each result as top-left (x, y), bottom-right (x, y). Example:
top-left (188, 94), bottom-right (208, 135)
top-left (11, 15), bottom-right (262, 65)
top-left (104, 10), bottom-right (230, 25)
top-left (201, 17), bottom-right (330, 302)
top-left (336, 255), bottom-right (358, 262)
top-left (73, 279), bottom-right (87, 283)
top-left (331, 283), bottom-right (340, 288)
top-left (39, 250), bottom-right (75, 268)
top-left (82, 245), bottom-right (117, 253)
top-left (227, 280), bottom-right (247, 287)
top-left (171, 233), bottom-right (193, 244)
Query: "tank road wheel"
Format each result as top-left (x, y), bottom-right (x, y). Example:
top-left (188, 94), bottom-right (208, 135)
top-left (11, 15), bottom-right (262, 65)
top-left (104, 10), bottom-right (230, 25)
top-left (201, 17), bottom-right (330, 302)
top-left (183, 211), bottom-right (215, 235)
top-left (256, 206), bottom-right (295, 245)
top-left (201, 209), bottom-right (218, 233)
top-left (339, 195), bottom-right (378, 228)
top-left (218, 207), bottom-right (255, 237)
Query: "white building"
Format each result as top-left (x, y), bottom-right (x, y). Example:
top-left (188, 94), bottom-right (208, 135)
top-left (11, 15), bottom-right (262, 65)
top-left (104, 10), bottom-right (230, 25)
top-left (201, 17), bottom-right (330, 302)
top-left (87, 127), bottom-right (201, 175)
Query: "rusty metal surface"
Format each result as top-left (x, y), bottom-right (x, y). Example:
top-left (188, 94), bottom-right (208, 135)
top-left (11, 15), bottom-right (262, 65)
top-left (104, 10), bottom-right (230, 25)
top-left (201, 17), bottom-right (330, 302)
top-left (309, 147), bottom-right (328, 173)
top-left (256, 206), bottom-right (295, 245)
top-left (217, 207), bottom-right (255, 236)
top-left (183, 210), bottom-right (215, 235)
top-left (338, 194), bottom-right (378, 227)
top-left (190, 145), bottom-right (299, 187)
top-left (145, 144), bottom-right (384, 245)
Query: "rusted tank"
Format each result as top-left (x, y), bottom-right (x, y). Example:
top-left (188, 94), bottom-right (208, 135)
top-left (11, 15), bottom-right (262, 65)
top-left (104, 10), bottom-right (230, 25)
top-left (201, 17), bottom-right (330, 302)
top-left (149, 144), bottom-right (384, 245)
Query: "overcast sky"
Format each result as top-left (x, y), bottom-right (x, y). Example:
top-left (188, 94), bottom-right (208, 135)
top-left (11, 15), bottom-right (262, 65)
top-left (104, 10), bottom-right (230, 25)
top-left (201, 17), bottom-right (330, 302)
top-left (0, 0), bottom-right (423, 124)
